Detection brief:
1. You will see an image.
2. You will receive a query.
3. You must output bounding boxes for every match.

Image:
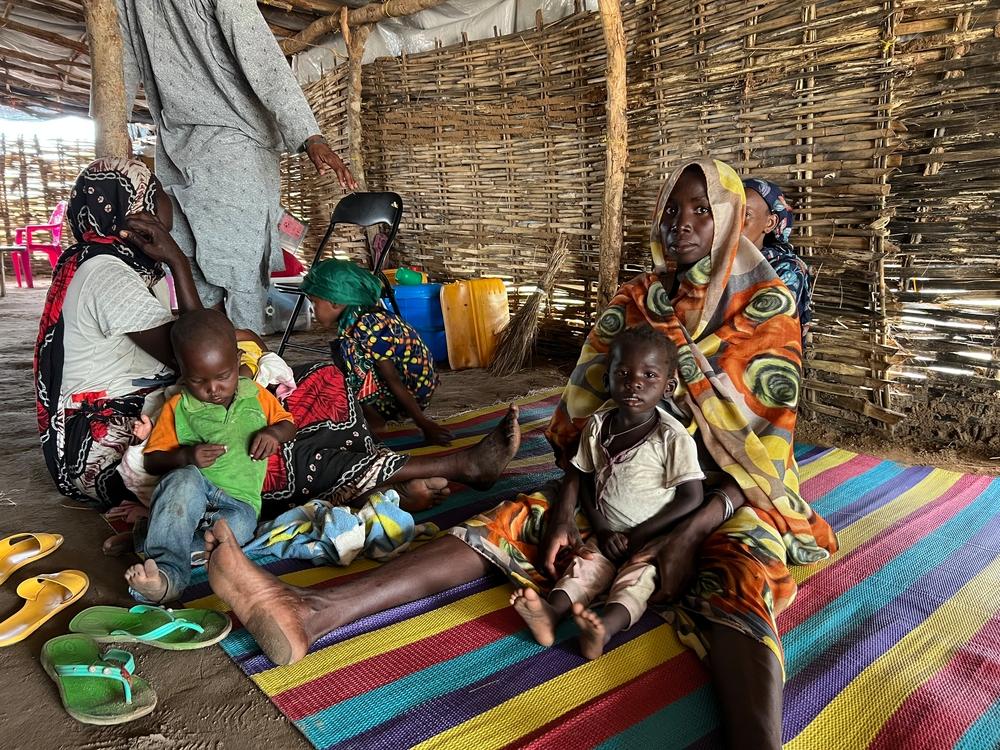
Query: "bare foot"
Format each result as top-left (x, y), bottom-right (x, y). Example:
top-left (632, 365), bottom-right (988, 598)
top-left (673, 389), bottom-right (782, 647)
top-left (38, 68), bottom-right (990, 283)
top-left (103, 531), bottom-right (133, 557)
top-left (205, 518), bottom-right (312, 665)
top-left (124, 559), bottom-right (168, 603)
top-left (572, 603), bottom-right (608, 660)
top-left (461, 405), bottom-right (521, 490)
top-left (396, 477), bottom-right (451, 512)
top-left (511, 587), bottom-right (559, 647)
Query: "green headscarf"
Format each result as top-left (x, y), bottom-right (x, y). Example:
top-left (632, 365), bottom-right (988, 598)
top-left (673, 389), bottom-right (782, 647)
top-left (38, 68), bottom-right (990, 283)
top-left (300, 259), bottom-right (383, 333)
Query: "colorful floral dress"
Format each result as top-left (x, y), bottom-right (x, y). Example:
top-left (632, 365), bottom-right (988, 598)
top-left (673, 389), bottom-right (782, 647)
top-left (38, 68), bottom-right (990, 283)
top-left (334, 309), bottom-right (439, 421)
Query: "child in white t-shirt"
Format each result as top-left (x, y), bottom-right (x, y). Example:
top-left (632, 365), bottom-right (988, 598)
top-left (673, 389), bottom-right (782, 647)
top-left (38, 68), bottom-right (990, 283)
top-left (512, 324), bottom-right (704, 658)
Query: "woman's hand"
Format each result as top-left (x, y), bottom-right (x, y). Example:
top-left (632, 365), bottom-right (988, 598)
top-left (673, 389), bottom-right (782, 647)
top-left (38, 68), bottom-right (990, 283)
top-left (120, 213), bottom-right (184, 266)
top-left (637, 517), bottom-right (706, 605)
top-left (306, 138), bottom-right (358, 190)
top-left (539, 518), bottom-right (581, 579)
top-left (419, 418), bottom-right (454, 446)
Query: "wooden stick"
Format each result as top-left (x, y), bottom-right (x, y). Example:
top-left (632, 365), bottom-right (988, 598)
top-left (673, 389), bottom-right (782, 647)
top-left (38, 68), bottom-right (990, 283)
top-left (346, 23), bottom-right (371, 190)
top-left (280, 0), bottom-right (448, 55)
top-left (0, 19), bottom-right (89, 54)
top-left (82, 0), bottom-right (130, 158)
top-left (596, 0), bottom-right (627, 313)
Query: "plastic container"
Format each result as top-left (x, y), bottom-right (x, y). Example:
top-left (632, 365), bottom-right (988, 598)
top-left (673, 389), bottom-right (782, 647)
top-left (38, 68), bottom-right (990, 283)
top-left (393, 283), bottom-right (448, 363)
top-left (384, 268), bottom-right (429, 286)
top-left (264, 278), bottom-right (313, 335)
top-left (394, 267), bottom-right (425, 285)
top-left (440, 278), bottom-right (510, 370)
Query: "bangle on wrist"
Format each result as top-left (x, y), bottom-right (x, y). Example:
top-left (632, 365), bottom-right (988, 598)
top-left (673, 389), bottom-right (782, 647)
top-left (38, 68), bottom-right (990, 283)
top-left (707, 489), bottom-right (734, 523)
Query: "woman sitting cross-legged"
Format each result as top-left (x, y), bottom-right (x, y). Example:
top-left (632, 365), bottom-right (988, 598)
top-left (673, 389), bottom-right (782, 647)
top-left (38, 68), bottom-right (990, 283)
top-left (201, 157), bottom-right (837, 750)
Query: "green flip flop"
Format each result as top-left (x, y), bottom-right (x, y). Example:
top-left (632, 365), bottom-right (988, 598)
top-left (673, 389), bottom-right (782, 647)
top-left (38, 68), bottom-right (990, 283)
top-left (41, 634), bottom-right (156, 725)
top-left (68, 604), bottom-right (232, 650)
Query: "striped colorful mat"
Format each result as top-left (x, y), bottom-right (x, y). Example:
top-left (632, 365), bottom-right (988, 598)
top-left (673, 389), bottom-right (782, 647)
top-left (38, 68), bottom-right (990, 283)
top-left (183, 388), bottom-right (1000, 749)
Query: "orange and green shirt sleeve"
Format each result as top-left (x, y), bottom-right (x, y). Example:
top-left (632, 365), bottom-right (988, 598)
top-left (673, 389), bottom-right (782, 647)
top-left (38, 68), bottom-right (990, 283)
top-left (144, 394), bottom-right (182, 454)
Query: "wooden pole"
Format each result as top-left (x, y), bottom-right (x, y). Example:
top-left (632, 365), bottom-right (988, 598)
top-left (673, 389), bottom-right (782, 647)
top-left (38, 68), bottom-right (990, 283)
top-left (280, 0), bottom-right (448, 56)
top-left (596, 0), bottom-right (627, 313)
top-left (346, 23), bottom-right (372, 191)
top-left (82, 0), bottom-right (130, 158)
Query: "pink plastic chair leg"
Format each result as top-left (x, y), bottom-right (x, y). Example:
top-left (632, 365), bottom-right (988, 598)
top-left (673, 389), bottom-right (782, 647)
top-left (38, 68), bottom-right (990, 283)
top-left (19, 251), bottom-right (34, 288)
top-left (11, 252), bottom-right (23, 287)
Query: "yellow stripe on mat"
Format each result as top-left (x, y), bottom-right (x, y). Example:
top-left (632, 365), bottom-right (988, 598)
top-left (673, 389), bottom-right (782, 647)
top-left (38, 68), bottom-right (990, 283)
top-left (793, 469), bottom-right (963, 585)
top-left (415, 625), bottom-right (683, 750)
top-left (253, 585), bottom-right (514, 695)
top-left (798, 448), bottom-right (857, 483)
top-left (787, 553), bottom-right (1000, 749)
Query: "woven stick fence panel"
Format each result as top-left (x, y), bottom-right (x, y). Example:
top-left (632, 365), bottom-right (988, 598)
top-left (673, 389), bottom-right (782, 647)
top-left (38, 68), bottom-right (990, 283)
top-left (279, 63), bottom-right (372, 265)
top-left (885, 0), bottom-right (1000, 447)
top-left (287, 0), bottom-right (999, 446)
top-left (0, 135), bottom-right (94, 274)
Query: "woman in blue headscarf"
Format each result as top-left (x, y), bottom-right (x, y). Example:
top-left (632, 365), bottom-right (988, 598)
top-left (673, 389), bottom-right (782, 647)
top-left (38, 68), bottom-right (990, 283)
top-left (301, 259), bottom-right (452, 446)
top-left (742, 178), bottom-right (813, 347)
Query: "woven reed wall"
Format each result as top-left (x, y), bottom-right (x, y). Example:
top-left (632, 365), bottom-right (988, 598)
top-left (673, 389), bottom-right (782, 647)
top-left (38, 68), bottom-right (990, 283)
top-left (0, 135), bottom-right (94, 273)
top-left (886, 1), bottom-right (1000, 447)
top-left (286, 0), bottom-right (1000, 448)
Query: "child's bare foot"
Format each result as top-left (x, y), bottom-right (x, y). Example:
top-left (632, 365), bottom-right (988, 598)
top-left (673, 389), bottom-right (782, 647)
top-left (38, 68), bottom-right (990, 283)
top-left (511, 587), bottom-right (559, 647)
top-left (124, 559), bottom-right (168, 603)
top-left (103, 531), bottom-right (133, 557)
top-left (397, 477), bottom-right (451, 512)
top-left (206, 519), bottom-right (312, 665)
top-left (462, 405), bottom-right (521, 489)
top-left (573, 603), bottom-right (608, 660)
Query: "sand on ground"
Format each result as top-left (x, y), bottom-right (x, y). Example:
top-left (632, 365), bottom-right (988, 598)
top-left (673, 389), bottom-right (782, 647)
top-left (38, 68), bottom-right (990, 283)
top-left (0, 284), bottom-right (565, 750)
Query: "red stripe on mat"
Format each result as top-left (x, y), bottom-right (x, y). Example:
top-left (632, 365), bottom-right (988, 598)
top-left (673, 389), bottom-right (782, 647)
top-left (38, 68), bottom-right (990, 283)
top-left (867, 615), bottom-right (1000, 750)
top-left (273, 606), bottom-right (525, 720)
top-left (500, 648), bottom-right (707, 750)
top-left (800, 453), bottom-right (882, 499)
top-left (780, 474), bottom-right (990, 631)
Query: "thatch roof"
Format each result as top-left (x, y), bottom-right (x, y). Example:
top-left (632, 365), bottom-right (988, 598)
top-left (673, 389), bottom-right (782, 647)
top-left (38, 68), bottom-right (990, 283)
top-left (0, 0), bottom-right (376, 118)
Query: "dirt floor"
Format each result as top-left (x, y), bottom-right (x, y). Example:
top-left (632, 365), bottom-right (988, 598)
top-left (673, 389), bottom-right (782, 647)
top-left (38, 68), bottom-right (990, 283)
top-left (0, 284), bottom-right (566, 750)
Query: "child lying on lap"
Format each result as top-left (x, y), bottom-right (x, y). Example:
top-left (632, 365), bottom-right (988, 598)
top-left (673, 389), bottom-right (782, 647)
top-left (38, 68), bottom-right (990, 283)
top-left (125, 309), bottom-right (295, 603)
top-left (512, 324), bottom-right (704, 658)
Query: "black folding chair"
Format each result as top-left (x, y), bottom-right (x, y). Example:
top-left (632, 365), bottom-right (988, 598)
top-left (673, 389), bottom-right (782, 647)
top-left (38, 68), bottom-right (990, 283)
top-left (276, 191), bottom-right (403, 357)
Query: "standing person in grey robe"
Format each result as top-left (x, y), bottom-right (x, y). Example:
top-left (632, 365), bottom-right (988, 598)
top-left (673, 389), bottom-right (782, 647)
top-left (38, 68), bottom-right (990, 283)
top-left (116, 0), bottom-right (357, 332)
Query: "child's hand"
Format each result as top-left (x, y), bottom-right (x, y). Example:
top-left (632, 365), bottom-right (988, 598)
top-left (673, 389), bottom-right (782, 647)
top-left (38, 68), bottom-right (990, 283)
top-left (187, 443), bottom-right (226, 468)
top-left (419, 418), bottom-right (454, 446)
top-left (250, 427), bottom-right (281, 461)
top-left (598, 530), bottom-right (629, 563)
top-left (132, 414), bottom-right (153, 441)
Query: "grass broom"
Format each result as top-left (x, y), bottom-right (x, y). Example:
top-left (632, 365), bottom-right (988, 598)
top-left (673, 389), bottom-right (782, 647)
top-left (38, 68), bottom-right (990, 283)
top-left (489, 232), bottom-right (570, 377)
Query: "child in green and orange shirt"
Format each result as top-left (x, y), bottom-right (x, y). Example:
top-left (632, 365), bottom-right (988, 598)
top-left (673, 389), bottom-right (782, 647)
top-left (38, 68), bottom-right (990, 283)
top-left (124, 309), bottom-right (294, 603)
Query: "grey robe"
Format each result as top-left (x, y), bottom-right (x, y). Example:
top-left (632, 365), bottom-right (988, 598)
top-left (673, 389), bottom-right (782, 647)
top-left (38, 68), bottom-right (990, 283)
top-left (117, 0), bottom-right (320, 331)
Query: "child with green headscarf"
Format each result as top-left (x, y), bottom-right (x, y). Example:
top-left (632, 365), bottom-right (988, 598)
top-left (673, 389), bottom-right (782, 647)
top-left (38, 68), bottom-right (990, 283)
top-left (301, 259), bottom-right (453, 445)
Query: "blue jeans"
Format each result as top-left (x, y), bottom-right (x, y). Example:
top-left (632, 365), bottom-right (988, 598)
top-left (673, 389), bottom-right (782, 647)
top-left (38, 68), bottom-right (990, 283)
top-left (136, 465), bottom-right (258, 602)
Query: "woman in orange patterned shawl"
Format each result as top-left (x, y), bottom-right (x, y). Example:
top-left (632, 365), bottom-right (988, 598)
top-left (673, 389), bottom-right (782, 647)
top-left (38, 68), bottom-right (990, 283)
top-left (536, 157), bottom-right (838, 747)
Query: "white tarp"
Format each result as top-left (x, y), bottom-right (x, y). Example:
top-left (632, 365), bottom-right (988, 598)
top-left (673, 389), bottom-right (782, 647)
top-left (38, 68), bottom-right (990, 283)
top-left (293, 0), bottom-right (598, 84)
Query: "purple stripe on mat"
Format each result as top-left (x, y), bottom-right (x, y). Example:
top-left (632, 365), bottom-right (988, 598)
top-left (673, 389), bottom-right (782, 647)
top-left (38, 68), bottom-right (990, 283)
top-left (825, 465), bottom-right (934, 530)
top-left (235, 576), bottom-right (499, 675)
top-left (325, 614), bottom-right (663, 750)
top-left (795, 445), bottom-right (830, 465)
top-left (782, 496), bottom-right (1000, 737)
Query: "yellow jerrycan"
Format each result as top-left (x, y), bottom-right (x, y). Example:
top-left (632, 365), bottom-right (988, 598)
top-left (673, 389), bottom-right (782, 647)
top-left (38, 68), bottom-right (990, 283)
top-left (440, 279), bottom-right (510, 370)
